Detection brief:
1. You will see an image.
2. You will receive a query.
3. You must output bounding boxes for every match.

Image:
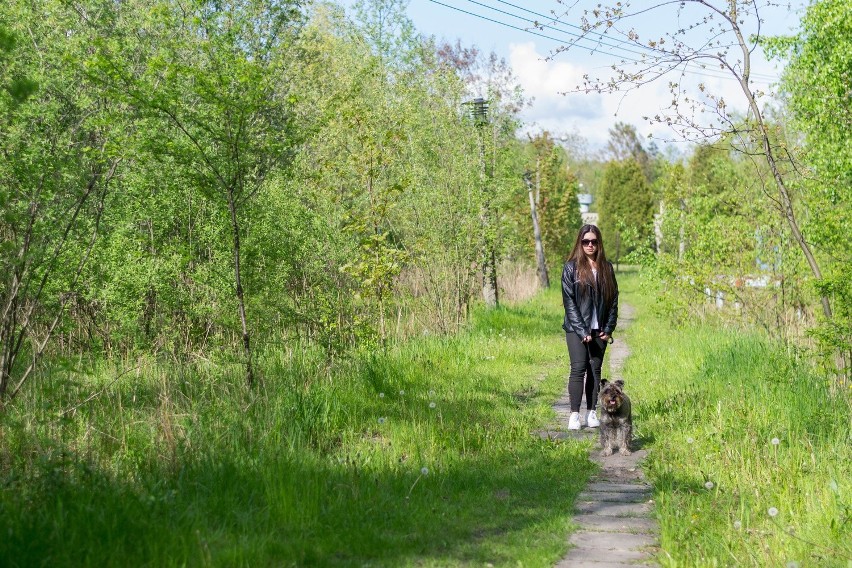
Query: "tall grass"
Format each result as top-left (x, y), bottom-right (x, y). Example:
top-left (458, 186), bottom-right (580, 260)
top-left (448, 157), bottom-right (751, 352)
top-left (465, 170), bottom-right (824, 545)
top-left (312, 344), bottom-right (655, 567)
top-left (622, 273), bottom-right (852, 567)
top-left (0, 291), bottom-right (593, 567)
top-left (6, 270), bottom-right (846, 567)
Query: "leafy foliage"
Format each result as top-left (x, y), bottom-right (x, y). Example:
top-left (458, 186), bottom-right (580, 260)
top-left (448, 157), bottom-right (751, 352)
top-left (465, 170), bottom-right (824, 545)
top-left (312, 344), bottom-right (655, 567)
top-left (597, 159), bottom-right (654, 261)
top-left (769, 0), bottom-right (852, 376)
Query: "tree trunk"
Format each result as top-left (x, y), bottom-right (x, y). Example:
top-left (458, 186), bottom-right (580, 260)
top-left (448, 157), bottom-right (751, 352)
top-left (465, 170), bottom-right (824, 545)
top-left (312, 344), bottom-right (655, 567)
top-left (525, 174), bottom-right (549, 288)
top-left (728, 11), bottom-right (832, 320)
top-left (226, 185), bottom-right (254, 387)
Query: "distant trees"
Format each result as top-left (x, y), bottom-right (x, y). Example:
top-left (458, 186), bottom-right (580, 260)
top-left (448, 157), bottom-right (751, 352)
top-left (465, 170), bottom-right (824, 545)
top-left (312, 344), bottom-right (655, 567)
top-left (606, 122), bottom-right (656, 184)
top-left (597, 159), bottom-right (654, 264)
top-left (521, 133), bottom-right (582, 272)
top-left (550, 0), bottom-right (833, 321)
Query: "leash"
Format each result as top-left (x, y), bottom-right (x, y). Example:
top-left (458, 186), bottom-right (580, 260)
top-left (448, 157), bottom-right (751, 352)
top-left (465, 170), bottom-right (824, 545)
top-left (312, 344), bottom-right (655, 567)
top-left (585, 341), bottom-right (600, 411)
top-left (585, 334), bottom-right (612, 410)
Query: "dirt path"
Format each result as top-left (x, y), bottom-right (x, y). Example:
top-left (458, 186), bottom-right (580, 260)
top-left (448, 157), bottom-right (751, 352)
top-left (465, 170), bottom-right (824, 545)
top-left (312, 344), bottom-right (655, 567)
top-left (544, 304), bottom-right (661, 567)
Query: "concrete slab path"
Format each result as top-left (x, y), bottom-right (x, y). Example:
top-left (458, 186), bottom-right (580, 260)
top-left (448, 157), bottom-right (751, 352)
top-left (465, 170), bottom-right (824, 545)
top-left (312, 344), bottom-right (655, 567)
top-left (548, 304), bottom-right (661, 567)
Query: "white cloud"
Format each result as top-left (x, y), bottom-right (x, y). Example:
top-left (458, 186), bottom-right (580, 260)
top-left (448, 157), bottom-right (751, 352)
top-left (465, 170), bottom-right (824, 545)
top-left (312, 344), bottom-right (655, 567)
top-left (509, 42), bottom-right (779, 153)
top-left (509, 42), bottom-right (603, 120)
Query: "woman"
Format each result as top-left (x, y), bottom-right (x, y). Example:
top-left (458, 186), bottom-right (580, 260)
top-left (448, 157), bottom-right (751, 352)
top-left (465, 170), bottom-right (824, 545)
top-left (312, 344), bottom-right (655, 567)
top-left (561, 224), bottom-right (619, 430)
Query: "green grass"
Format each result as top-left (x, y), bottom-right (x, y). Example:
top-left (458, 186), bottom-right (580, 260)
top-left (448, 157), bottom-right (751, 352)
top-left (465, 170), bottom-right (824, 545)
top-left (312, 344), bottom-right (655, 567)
top-left (621, 271), bottom-right (852, 567)
top-left (0, 290), bottom-right (594, 567)
top-left (4, 270), bottom-right (849, 566)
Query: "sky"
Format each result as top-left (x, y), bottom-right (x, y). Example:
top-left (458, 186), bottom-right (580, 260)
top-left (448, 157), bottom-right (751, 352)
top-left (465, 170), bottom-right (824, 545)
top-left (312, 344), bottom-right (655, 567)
top-left (343, 0), bottom-right (808, 154)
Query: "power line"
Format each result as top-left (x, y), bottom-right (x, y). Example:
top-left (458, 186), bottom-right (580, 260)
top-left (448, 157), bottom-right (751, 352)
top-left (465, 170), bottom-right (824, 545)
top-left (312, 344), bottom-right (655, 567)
top-left (424, 0), bottom-right (780, 84)
top-left (487, 0), bottom-right (654, 59)
top-left (463, 0), bottom-right (780, 81)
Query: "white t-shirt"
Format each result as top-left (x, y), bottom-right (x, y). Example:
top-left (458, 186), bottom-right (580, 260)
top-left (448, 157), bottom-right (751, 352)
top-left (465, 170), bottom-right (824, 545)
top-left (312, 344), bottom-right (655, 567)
top-left (591, 268), bottom-right (599, 330)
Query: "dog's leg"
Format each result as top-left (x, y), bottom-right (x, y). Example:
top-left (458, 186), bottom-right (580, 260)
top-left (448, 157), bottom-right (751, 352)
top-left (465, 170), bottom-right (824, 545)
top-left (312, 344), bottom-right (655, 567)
top-left (617, 421), bottom-right (632, 456)
top-left (600, 427), bottom-right (614, 456)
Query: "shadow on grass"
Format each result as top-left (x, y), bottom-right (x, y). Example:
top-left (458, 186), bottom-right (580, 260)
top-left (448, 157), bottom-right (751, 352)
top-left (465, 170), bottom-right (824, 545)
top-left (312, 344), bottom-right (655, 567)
top-left (0, 269), bottom-right (584, 566)
top-left (0, 429), bottom-right (592, 567)
top-left (1, 345), bottom-right (589, 567)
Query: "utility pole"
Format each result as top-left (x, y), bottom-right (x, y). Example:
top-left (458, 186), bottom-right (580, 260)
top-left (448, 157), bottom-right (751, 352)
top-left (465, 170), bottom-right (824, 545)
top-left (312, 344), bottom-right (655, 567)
top-left (465, 97), bottom-right (498, 308)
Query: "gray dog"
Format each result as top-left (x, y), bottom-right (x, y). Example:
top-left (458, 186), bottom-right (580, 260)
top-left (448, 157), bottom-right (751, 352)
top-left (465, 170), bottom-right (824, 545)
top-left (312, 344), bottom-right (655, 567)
top-left (597, 379), bottom-right (632, 456)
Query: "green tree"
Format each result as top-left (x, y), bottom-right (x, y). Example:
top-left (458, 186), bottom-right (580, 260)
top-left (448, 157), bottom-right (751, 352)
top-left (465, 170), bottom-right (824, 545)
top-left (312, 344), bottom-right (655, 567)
top-left (286, 3), bottom-right (493, 341)
top-left (436, 38), bottom-right (528, 309)
top-left (89, 0), bottom-right (304, 385)
top-left (0, 2), bottom-right (123, 399)
top-left (523, 132), bottom-right (581, 269)
top-left (769, 0), bottom-right (852, 375)
top-left (651, 137), bottom-right (810, 337)
top-left (606, 122), bottom-right (655, 184)
top-left (597, 159), bottom-right (654, 264)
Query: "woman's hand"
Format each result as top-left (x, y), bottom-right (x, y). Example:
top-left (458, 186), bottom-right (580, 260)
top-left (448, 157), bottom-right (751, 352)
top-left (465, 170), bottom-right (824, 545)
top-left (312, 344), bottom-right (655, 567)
top-left (598, 332), bottom-right (610, 342)
top-left (583, 335), bottom-right (593, 343)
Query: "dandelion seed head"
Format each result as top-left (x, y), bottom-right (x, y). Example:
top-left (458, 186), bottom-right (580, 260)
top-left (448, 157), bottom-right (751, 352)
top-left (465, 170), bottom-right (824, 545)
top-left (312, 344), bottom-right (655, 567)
top-left (733, 520), bottom-right (742, 530)
top-left (378, 417), bottom-right (386, 424)
top-left (429, 401), bottom-right (436, 409)
top-left (399, 390), bottom-right (405, 395)
top-left (420, 467), bottom-right (429, 475)
top-left (768, 507), bottom-right (779, 517)
top-left (687, 437), bottom-right (694, 444)
top-left (786, 562), bottom-right (800, 568)
top-left (771, 437), bottom-right (780, 446)
top-left (379, 392), bottom-right (385, 398)
top-left (428, 390), bottom-right (435, 397)
top-left (705, 481), bottom-right (714, 490)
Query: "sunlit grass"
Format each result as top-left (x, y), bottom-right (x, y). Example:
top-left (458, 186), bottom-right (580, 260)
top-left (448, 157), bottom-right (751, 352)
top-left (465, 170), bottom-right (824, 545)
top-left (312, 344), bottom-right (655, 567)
top-left (5, 269), bottom-right (846, 566)
top-left (623, 273), bottom-right (852, 567)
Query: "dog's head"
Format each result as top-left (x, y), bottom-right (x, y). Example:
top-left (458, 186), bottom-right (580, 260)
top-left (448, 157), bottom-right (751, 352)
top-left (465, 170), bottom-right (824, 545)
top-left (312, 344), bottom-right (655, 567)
top-left (598, 379), bottom-right (626, 413)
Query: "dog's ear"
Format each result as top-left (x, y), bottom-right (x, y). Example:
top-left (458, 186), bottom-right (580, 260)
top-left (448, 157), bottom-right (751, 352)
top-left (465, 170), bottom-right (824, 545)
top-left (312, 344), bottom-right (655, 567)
top-left (614, 380), bottom-right (625, 388)
top-left (600, 379), bottom-right (608, 387)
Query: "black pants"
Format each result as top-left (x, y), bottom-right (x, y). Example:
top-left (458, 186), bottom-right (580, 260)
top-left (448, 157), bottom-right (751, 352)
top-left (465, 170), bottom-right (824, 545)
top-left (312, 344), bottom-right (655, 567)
top-left (565, 331), bottom-right (608, 413)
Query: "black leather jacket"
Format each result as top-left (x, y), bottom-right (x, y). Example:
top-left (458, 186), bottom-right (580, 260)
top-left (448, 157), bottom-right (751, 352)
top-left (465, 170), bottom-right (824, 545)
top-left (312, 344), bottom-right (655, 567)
top-left (561, 260), bottom-right (618, 338)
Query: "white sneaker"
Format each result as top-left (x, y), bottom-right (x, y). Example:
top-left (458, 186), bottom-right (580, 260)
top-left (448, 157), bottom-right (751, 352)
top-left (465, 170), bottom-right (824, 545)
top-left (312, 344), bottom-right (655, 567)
top-left (587, 410), bottom-right (600, 428)
top-left (568, 412), bottom-right (581, 430)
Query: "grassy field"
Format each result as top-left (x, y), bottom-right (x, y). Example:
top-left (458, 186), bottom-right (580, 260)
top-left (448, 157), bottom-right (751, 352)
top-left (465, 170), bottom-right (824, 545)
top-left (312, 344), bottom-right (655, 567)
top-left (0, 289), bottom-right (594, 567)
top-left (621, 273), bottom-right (852, 567)
top-left (1, 270), bottom-right (849, 566)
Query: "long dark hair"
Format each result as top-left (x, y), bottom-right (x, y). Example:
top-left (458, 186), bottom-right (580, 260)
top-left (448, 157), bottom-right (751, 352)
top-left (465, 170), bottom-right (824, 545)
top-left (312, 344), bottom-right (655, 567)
top-left (567, 224), bottom-right (616, 309)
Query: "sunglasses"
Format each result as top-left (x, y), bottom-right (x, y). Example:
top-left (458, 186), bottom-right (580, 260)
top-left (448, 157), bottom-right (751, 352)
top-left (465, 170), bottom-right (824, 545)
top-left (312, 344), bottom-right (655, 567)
top-left (581, 239), bottom-right (598, 246)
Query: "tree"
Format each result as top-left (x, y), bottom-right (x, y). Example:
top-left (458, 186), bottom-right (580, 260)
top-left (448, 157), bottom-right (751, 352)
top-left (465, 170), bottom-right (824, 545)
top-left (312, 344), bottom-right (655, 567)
top-left (286, 3), bottom-right (492, 340)
top-left (524, 132), bottom-right (582, 269)
top-left (606, 122), bottom-right (653, 182)
top-left (651, 135), bottom-right (811, 337)
top-left (549, 0), bottom-right (833, 320)
top-left (89, 0), bottom-right (304, 386)
top-left (0, 2), bottom-right (123, 400)
top-left (436, 39), bottom-right (528, 309)
top-left (597, 159), bottom-right (654, 265)
top-left (523, 172), bottom-right (549, 288)
top-left (767, 0), bottom-right (852, 375)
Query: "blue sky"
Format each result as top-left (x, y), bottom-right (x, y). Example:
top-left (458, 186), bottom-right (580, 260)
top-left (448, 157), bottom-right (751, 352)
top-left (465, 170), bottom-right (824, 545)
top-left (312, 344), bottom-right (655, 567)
top-left (341, 0), bottom-right (808, 152)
